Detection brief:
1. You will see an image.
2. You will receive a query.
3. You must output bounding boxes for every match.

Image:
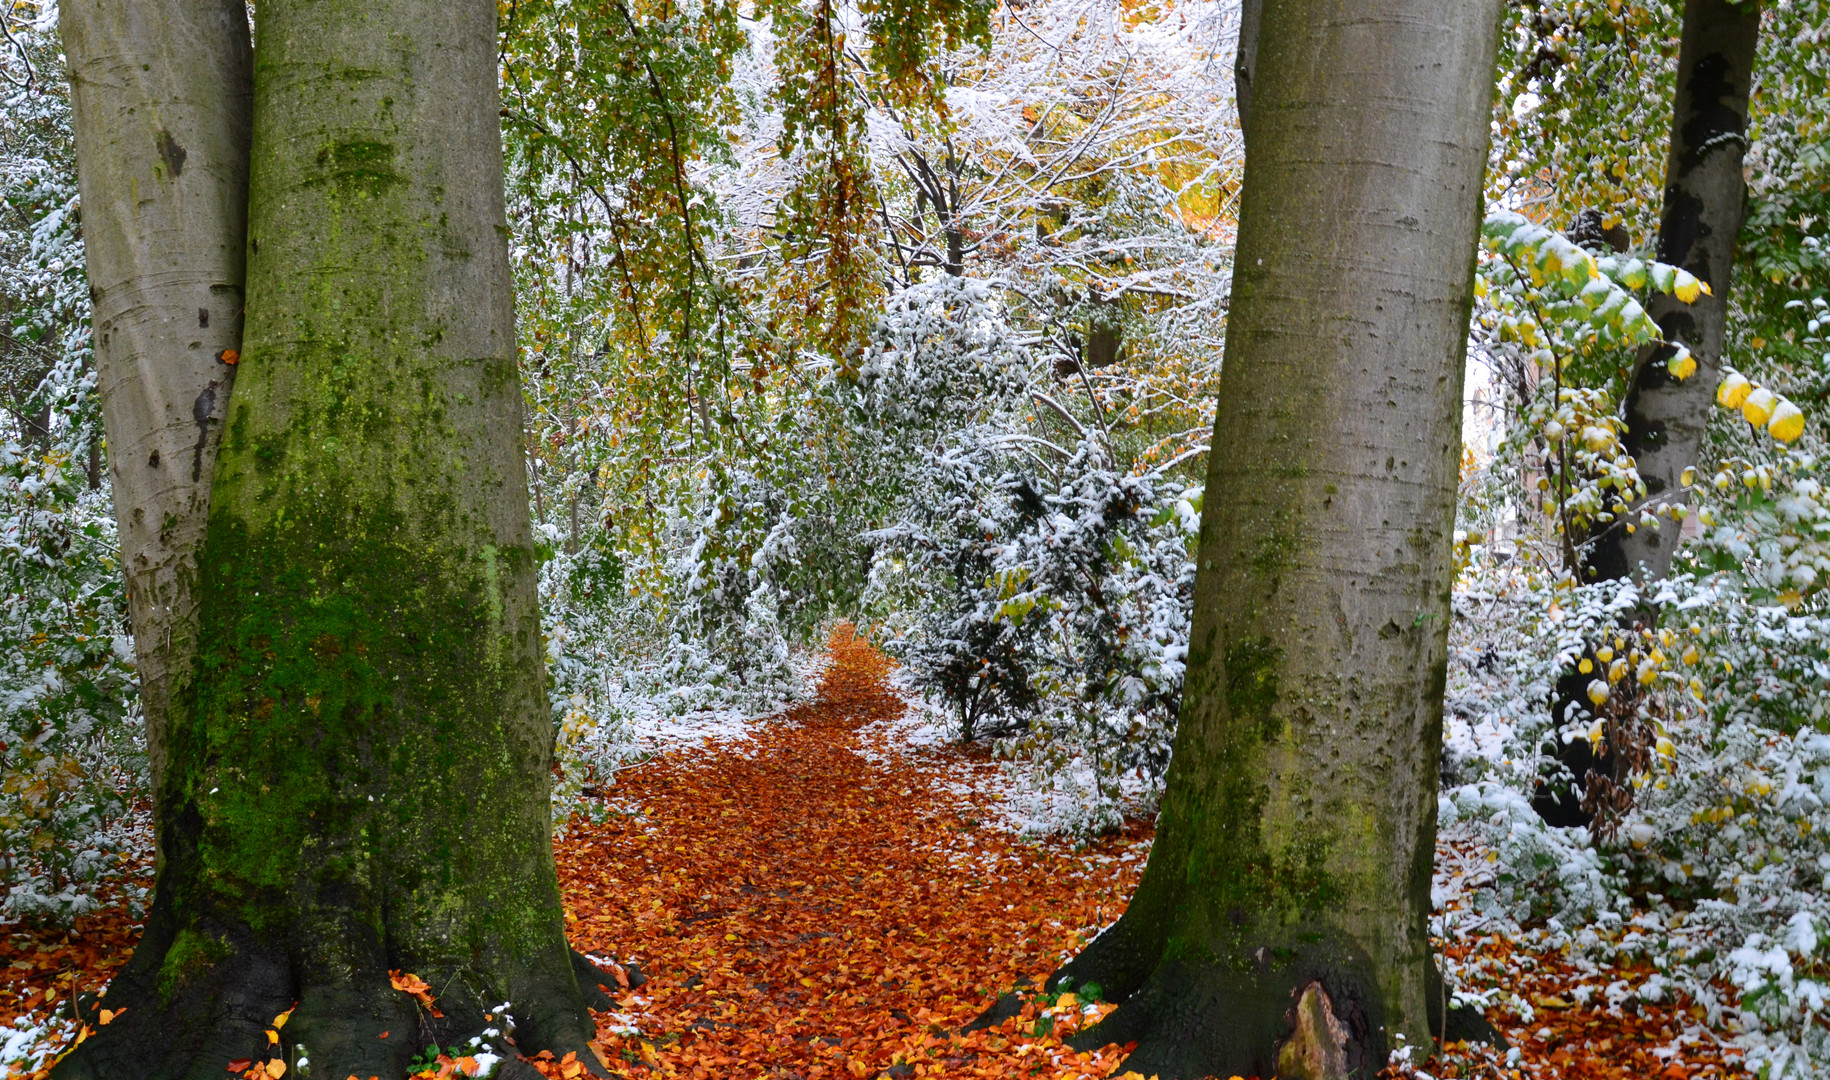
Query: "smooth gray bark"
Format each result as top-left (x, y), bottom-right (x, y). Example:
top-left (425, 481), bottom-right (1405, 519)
top-left (60, 0), bottom-right (252, 800)
top-left (1588, 0), bottom-right (1760, 584)
top-left (1040, 0), bottom-right (1505, 1074)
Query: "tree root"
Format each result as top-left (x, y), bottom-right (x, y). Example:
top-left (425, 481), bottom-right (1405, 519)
top-left (1054, 948), bottom-right (1386, 1080)
top-left (52, 899), bottom-right (628, 1080)
top-left (973, 903), bottom-right (1502, 1078)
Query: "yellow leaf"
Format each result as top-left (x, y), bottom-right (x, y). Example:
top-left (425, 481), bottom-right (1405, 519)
top-left (267, 1029), bottom-right (279, 1044)
top-left (1717, 371), bottom-right (1751, 408)
top-left (273, 1010), bottom-right (290, 1030)
top-left (1666, 346), bottom-right (1697, 380)
top-left (265, 1060), bottom-right (286, 1079)
top-left (1742, 387), bottom-right (1777, 427)
top-left (1769, 399), bottom-right (1805, 443)
top-left (1674, 272), bottom-right (1703, 304)
top-left (1587, 680), bottom-right (1609, 706)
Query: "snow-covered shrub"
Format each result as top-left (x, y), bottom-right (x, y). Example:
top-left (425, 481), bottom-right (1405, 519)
top-left (656, 468), bottom-right (806, 714)
top-left (872, 429), bottom-right (1198, 832)
top-left (536, 525), bottom-right (642, 827)
top-left (1440, 553), bottom-right (1830, 1076)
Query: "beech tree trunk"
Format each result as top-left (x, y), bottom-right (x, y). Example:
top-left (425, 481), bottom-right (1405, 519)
top-left (55, 2), bottom-right (615, 1078)
top-left (1585, 0), bottom-right (1760, 584)
top-left (1035, 1), bottom-right (1504, 1075)
top-left (61, 0), bottom-right (253, 812)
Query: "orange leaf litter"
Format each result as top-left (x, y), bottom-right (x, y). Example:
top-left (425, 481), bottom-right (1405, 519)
top-left (547, 626), bottom-right (1147, 1080)
top-left (2, 624), bottom-right (1751, 1080)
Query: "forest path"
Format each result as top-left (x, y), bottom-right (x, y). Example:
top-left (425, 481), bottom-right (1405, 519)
top-left (553, 626), bottom-right (1152, 1080)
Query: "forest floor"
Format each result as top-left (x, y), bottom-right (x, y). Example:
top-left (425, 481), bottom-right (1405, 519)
top-left (1, 626), bottom-right (1754, 1080)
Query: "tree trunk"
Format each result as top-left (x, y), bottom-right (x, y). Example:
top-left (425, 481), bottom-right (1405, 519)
top-left (1536, 0), bottom-right (1759, 831)
top-left (61, 0), bottom-right (253, 817)
top-left (54, 2), bottom-right (614, 1077)
top-left (1584, 0), bottom-right (1760, 584)
top-left (1036, 1), bottom-right (1504, 1075)
top-left (1233, 0), bottom-right (1260, 137)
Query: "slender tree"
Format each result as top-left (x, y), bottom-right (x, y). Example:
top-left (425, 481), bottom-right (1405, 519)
top-left (1008, 1), bottom-right (1503, 1075)
top-left (56, 2), bottom-right (616, 1077)
top-left (1537, 0), bottom-right (1760, 830)
top-left (1586, 0), bottom-right (1761, 584)
top-left (61, 0), bottom-right (252, 816)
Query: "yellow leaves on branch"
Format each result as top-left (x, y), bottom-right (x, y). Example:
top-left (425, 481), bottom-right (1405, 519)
top-left (1716, 368), bottom-right (1807, 443)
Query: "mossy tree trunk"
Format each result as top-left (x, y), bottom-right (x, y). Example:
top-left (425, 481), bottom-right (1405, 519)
top-left (56, 2), bottom-right (617, 1078)
top-left (1037, 1), bottom-right (1503, 1076)
top-left (61, 0), bottom-right (253, 813)
top-left (1585, 0), bottom-right (1760, 585)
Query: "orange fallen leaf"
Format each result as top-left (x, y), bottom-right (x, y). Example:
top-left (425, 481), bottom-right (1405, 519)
top-left (388, 970), bottom-right (443, 1017)
top-left (218, 349), bottom-right (240, 365)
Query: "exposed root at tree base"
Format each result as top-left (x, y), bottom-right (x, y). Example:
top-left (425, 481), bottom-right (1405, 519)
top-left (48, 897), bottom-right (621, 1080)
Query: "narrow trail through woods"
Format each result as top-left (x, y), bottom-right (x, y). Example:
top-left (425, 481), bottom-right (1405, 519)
top-left (556, 627), bottom-right (1150, 1079)
top-left (0, 627), bottom-right (1758, 1080)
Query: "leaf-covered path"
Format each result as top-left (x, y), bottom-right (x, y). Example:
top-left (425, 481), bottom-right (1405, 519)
top-left (0, 626), bottom-right (1757, 1080)
top-left (555, 627), bottom-right (1149, 1079)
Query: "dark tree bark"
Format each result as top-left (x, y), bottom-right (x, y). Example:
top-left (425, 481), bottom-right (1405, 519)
top-left (1234, 0), bottom-right (1261, 137)
top-left (55, 2), bottom-right (617, 1077)
top-left (1586, 0), bottom-right (1761, 584)
top-left (990, 0), bottom-right (1504, 1075)
top-left (1538, 0), bottom-right (1760, 830)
